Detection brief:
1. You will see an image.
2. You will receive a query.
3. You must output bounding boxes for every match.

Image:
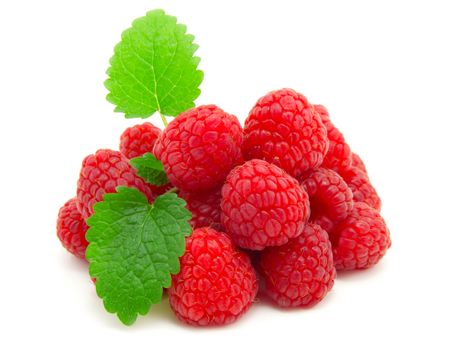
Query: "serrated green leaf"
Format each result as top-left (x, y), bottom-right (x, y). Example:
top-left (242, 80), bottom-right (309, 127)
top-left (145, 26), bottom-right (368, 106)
top-left (86, 187), bottom-right (192, 325)
top-left (130, 153), bottom-right (168, 186)
top-left (105, 9), bottom-right (203, 118)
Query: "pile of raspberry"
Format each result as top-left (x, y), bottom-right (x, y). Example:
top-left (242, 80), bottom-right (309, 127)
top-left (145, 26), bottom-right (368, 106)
top-left (57, 88), bottom-right (391, 326)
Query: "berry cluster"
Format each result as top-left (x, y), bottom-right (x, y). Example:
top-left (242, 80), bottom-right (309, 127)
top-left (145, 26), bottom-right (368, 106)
top-left (57, 88), bottom-right (390, 326)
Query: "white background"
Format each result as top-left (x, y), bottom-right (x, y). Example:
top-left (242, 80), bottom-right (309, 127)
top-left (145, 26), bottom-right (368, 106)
top-left (1, 0), bottom-right (466, 349)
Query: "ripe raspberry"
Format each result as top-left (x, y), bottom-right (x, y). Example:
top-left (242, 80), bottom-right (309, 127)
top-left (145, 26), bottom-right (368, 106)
top-left (313, 104), bottom-right (352, 173)
top-left (259, 223), bottom-right (335, 307)
top-left (119, 122), bottom-right (162, 159)
top-left (242, 89), bottom-right (328, 178)
top-left (221, 159), bottom-right (310, 250)
top-left (330, 202), bottom-right (391, 270)
top-left (300, 167), bottom-right (353, 232)
top-left (150, 183), bottom-right (173, 198)
top-left (351, 152), bottom-right (368, 175)
top-left (179, 187), bottom-right (223, 231)
top-left (76, 149), bottom-right (152, 219)
top-left (168, 227), bottom-right (258, 326)
top-left (340, 167), bottom-right (381, 211)
top-left (56, 198), bottom-right (88, 259)
top-left (154, 105), bottom-right (243, 192)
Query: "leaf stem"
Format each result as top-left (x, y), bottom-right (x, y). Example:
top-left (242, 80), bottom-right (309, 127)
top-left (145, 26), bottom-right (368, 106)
top-left (160, 113), bottom-right (169, 127)
top-left (166, 187), bottom-right (179, 194)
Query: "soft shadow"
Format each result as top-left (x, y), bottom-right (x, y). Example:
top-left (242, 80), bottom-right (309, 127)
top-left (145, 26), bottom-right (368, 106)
top-left (336, 260), bottom-right (388, 281)
top-left (255, 289), bottom-right (335, 313)
top-left (60, 252), bottom-right (89, 273)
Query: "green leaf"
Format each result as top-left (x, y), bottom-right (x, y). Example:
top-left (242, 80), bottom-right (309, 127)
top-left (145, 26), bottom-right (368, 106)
top-left (86, 187), bottom-right (192, 325)
top-left (130, 153), bottom-right (169, 186)
top-left (105, 9), bottom-right (203, 118)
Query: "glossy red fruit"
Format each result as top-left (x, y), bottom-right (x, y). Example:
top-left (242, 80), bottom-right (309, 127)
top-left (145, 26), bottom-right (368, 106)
top-left (179, 187), bottom-right (223, 231)
top-left (301, 167), bottom-right (353, 232)
top-left (76, 149), bottom-right (152, 219)
top-left (154, 105), bottom-right (243, 192)
top-left (313, 104), bottom-right (352, 173)
top-left (168, 227), bottom-right (258, 326)
top-left (242, 89), bottom-right (328, 178)
top-left (56, 198), bottom-right (88, 259)
top-left (221, 159), bottom-right (310, 250)
top-left (330, 202), bottom-right (391, 270)
top-left (340, 167), bottom-right (381, 211)
top-left (259, 223), bottom-right (335, 307)
top-left (119, 122), bottom-right (162, 159)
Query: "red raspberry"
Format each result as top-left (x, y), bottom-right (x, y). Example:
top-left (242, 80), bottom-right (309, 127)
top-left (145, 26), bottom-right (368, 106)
top-left (179, 187), bottom-right (223, 231)
top-left (259, 223), bottom-right (335, 307)
top-left (330, 202), bottom-right (391, 270)
top-left (221, 159), bottom-right (310, 250)
top-left (119, 122), bottom-right (162, 159)
top-left (242, 89), bottom-right (328, 178)
top-left (350, 152), bottom-right (368, 175)
top-left (56, 198), bottom-right (89, 259)
top-left (313, 104), bottom-right (352, 173)
top-left (76, 149), bottom-right (152, 219)
top-left (168, 227), bottom-right (258, 326)
top-left (154, 105), bottom-right (243, 192)
top-left (340, 167), bottom-right (381, 211)
top-left (300, 167), bottom-right (353, 232)
top-left (150, 183), bottom-right (173, 198)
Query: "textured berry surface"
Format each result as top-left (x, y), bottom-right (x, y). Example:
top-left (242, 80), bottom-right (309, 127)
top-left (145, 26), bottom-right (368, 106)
top-left (149, 183), bottom-right (173, 198)
top-left (330, 202), bottom-right (391, 270)
top-left (56, 198), bottom-right (89, 259)
top-left (259, 223), bottom-right (335, 307)
top-left (221, 159), bottom-right (310, 250)
top-left (313, 104), bottom-right (352, 173)
top-left (179, 187), bottom-right (223, 231)
top-left (76, 149), bottom-right (152, 219)
top-left (351, 152), bottom-right (368, 175)
top-left (154, 105), bottom-right (243, 192)
top-left (119, 122), bottom-right (162, 159)
top-left (168, 227), bottom-right (258, 326)
top-left (242, 89), bottom-right (328, 178)
top-left (301, 167), bottom-right (353, 231)
top-left (340, 167), bottom-right (381, 211)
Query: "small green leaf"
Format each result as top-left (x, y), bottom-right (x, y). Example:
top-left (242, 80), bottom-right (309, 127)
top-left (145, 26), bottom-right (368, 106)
top-left (130, 153), bottom-right (168, 186)
top-left (86, 187), bottom-right (192, 325)
top-left (105, 9), bottom-right (203, 118)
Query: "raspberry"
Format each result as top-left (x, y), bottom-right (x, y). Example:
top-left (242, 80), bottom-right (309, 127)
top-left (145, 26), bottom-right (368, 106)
top-left (340, 167), bottom-right (381, 211)
top-left (119, 122), bottom-right (162, 159)
top-left (179, 187), bottom-right (222, 231)
top-left (351, 152), bottom-right (368, 175)
top-left (168, 227), bottom-right (258, 326)
top-left (313, 104), bottom-right (352, 173)
top-left (154, 105), bottom-right (243, 192)
top-left (56, 198), bottom-right (89, 259)
top-left (259, 223), bottom-right (335, 307)
top-left (330, 202), bottom-right (391, 270)
top-left (221, 159), bottom-right (310, 250)
top-left (76, 149), bottom-right (152, 219)
top-left (150, 183), bottom-right (173, 198)
top-left (300, 167), bottom-right (353, 232)
top-left (242, 89), bottom-right (328, 178)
